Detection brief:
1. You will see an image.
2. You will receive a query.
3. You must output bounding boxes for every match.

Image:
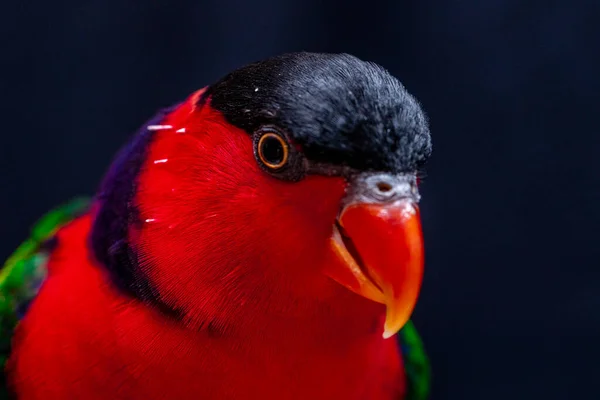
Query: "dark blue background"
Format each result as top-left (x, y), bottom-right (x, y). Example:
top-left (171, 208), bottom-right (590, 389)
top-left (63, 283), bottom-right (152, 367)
top-left (1, 1), bottom-right (599, 398)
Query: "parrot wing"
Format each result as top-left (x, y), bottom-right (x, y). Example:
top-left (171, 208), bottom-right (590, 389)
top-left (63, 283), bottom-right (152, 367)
top-left (398, 320), bottom-right (431, 400)
top-left (0, 197), bottom-right (91, 369)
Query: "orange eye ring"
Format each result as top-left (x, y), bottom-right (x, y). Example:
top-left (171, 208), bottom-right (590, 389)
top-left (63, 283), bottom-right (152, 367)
top-left (257, 132), bottom-right (289, 170)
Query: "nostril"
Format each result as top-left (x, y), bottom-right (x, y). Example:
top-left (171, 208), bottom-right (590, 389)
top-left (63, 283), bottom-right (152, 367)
top-left (376, 181), bottom-right (393, 193)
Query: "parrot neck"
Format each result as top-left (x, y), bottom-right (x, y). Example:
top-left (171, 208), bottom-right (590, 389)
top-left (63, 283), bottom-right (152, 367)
top-left (10, 214), bottom-right (405, 399)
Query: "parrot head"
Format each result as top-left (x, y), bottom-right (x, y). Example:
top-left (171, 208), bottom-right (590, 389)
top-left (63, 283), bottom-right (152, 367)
top-left (92, 52), bottom-right (431, 339)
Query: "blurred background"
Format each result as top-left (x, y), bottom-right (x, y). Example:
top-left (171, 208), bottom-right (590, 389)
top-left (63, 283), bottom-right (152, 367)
top-left (1, 1), bottom-right (599, 398)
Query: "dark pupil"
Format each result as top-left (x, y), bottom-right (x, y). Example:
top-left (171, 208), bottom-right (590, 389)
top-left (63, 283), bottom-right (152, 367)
top-left (261, 136), bottom-right (285, 165)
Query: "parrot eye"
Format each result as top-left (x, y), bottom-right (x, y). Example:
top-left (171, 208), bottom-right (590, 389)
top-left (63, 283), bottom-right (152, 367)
top-left (256, 131), bottom-right (289, 170)
top-left (254, 126), bottom-right (306, 181)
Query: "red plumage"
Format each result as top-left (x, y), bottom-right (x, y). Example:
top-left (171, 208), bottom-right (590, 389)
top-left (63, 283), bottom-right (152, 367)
top-left (8, 91), bottom-right (408, 399)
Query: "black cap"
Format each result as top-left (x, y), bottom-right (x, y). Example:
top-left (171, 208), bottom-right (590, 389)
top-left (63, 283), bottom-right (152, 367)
top-left (204, 52), bottom-right (432, 174)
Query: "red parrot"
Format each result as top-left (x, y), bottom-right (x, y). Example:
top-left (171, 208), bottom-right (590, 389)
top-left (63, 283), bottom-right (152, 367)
top-left (1, 52), bottom-right (432, 399)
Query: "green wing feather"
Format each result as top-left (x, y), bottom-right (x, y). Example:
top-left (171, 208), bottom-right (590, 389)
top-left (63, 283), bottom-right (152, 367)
top-left (0, 197), bottom-right (91, 367)
top-left (398, 320), bottom-right (431, 400)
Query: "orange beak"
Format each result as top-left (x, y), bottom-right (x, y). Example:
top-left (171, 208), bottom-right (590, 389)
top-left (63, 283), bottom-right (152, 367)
top-left (328, 199), bottom-right (424, 339)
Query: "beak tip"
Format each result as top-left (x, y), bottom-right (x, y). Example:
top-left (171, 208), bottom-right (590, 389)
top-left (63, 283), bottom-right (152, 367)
top-left (382, 317), bottom-right (405, 339)
top-left (382, 330), bottom-right (396, 339)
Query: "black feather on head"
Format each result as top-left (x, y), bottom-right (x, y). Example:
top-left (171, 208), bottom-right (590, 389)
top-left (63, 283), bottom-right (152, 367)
top-left (204, 52), bottom-right (432, 174)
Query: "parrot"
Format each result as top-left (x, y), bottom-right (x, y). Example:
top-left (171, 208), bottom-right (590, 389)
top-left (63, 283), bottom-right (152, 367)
top-left (0, 52), bottom-right (432, 400)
